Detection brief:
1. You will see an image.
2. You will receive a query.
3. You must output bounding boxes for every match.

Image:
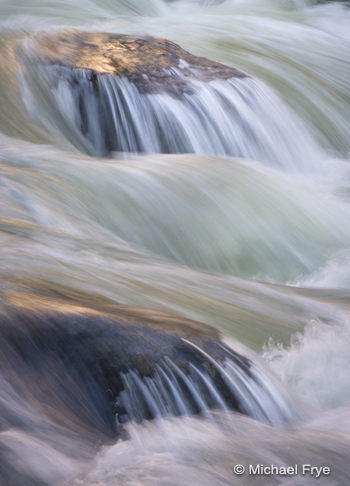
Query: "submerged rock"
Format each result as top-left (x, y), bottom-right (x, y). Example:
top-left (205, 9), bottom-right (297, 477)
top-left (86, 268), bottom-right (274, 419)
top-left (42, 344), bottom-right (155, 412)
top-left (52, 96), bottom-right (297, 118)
top-left (30, 31), bottom-right (246, 95)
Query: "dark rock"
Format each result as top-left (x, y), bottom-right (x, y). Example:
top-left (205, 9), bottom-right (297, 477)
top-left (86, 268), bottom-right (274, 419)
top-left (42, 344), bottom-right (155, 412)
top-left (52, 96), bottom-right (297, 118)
top-left (0, 292), bottom-right (252, 438)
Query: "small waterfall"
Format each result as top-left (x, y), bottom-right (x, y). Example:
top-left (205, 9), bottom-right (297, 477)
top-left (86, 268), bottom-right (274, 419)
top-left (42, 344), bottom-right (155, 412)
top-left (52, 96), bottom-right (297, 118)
top-left (117, 343), bottom-right (293, 426)
top-left (19, 58), bottom-right (320, 171)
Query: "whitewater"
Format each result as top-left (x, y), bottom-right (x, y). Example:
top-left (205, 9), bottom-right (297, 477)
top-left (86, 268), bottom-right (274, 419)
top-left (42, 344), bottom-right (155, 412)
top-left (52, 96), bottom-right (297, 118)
top-left (1, 0), bottom-right (350, 485)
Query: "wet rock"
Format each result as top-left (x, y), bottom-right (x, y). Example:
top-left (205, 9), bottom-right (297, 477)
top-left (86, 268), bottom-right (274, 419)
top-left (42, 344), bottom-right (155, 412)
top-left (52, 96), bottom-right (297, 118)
top-left (29, 30), bottom-right (246, 95)
top-left (15, 31), bottom-right (250, 155)
top-left (0, 293), bottom-right (252, 437)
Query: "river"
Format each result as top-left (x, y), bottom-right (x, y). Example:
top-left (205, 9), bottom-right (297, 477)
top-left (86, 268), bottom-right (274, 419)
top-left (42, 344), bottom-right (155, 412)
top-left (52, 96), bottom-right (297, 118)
top-left (1, 0), bottom-right (350, 485)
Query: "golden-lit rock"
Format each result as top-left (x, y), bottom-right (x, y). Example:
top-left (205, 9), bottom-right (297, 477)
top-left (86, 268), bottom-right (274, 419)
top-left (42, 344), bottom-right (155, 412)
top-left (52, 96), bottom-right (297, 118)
top-left (32, 31), bottom-right (246, 94)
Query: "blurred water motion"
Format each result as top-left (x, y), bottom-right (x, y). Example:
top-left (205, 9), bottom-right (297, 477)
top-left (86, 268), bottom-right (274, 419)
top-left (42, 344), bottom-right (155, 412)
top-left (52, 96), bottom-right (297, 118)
top-left (1, 0), bottom-right (350, 484)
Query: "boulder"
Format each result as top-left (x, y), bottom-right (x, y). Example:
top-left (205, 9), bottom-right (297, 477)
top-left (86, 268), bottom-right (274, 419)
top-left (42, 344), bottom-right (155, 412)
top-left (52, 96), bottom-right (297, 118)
top-left (29, 30), bottom-right (246, 95)
top-left (17, 31), bottom-right (250, 155)
top-left (0, 292), bottom-right (253, 438)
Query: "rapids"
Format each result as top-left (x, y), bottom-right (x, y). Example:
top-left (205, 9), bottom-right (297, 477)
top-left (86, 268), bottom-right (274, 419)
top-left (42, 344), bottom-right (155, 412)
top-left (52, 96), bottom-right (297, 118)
top-left (1, 0), bottom-right (350, 485)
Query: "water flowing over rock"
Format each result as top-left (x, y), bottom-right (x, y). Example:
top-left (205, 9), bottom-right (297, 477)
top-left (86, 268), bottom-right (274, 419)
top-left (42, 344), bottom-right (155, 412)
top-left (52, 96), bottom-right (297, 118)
top-left (2, 0), bottom-right (350, 484)
top-left (17, 31), bottom-right (256, 157)
top-left (0, 292), bottom-right (292, 434)
top-left (15, 30), bottom-right (320, 167)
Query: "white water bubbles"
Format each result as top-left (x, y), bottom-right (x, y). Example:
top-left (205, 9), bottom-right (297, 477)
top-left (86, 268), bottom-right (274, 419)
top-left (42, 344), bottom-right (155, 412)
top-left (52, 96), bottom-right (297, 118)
top-left (264, 315), bottom-right (350, 413)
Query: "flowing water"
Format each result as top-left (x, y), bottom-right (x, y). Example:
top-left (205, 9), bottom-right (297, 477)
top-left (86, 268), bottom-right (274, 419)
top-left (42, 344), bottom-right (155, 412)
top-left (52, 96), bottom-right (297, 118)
top-left (1, 0), bottom-right (350, 484)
